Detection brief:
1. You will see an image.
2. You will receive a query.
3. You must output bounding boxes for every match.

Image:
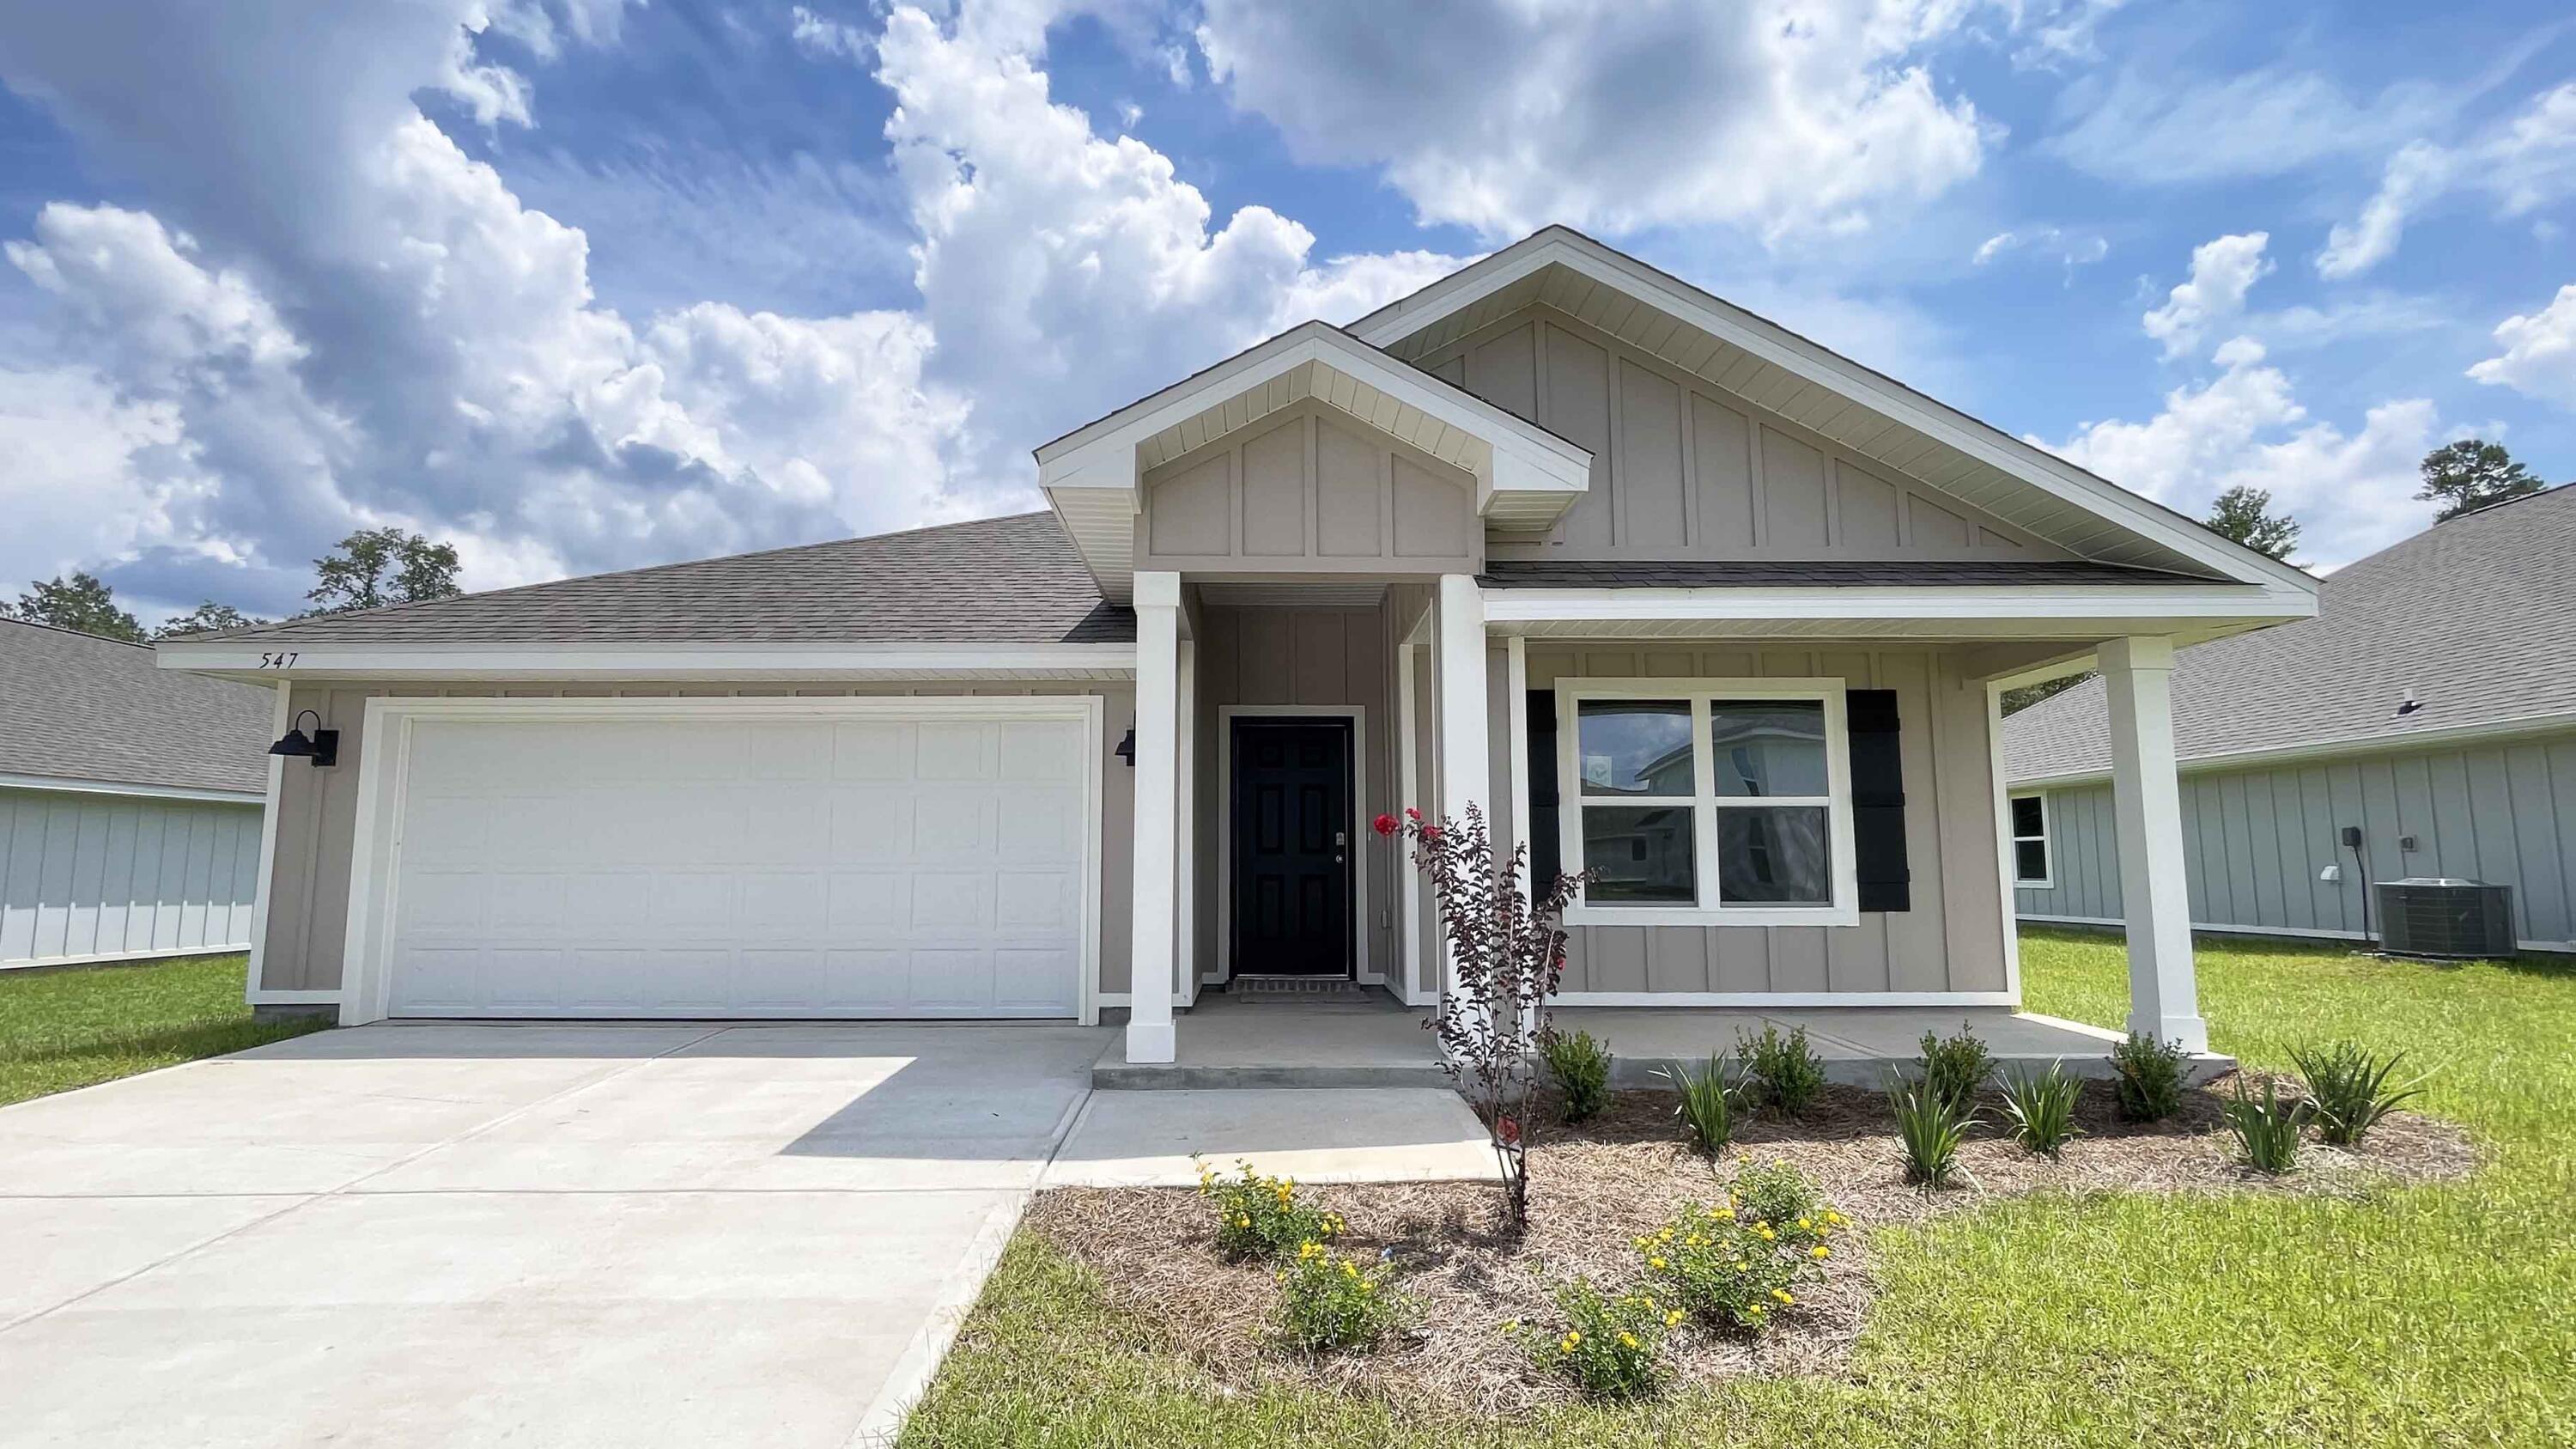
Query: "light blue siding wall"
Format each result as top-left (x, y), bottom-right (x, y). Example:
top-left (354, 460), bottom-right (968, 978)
top-left (2014, 729), bottom-right (2576, 951)
top-left (0, 786), bottom-right (264, 967)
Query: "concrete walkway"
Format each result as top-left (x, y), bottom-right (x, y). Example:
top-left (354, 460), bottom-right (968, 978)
top-left (0, 1023), bottom-right (1108, 1449)
top-left (1045, 1087), bottom-right (1500, 1187)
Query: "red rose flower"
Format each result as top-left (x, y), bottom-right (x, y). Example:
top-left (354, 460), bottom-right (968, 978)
top-left (1404, 806), bottom-right (1421, 820)
top-left (1421, 825), bottom-right (1443, 842)
top-left (1371, 813), bottom-right (1398, 837)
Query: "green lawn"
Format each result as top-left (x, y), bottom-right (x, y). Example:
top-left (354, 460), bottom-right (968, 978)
top-left (0, 953), bottom-right (327, 1106)
top-left (902, 929), bottom-right (2576, 1447)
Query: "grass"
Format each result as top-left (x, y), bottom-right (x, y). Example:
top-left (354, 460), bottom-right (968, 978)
top-left (902, 929), bottom-right (2576, 1447)
top-left (0, 953), bottom-right (326, 1106)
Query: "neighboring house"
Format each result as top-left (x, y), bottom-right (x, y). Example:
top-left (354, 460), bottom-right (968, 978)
top-left (1, 619), bottom-right (273, 968)
top-left (157, 228), bottom-right (2317, 1057)
top-left (2006, 484), bottom-right (2576, 954)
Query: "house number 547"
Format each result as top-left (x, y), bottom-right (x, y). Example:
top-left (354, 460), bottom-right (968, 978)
top-left (257, 651), bottom-right (300, 669)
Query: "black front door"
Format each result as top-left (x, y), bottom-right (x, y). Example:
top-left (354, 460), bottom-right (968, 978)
top-left (1230, 720), bottom-right (1353, 977)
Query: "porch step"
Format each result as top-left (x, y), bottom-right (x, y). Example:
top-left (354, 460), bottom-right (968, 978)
top-left (1223, 978), bottom-right (1378, 1002)
top-left (1092, 1060), bottom-right (1455, 1091)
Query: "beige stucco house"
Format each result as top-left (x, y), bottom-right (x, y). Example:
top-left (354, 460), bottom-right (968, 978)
top-left (158, 228), bottom-right (2316, 1066)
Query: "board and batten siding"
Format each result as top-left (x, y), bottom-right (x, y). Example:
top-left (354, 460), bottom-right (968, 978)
top-left (1136, 400), bottom-right (1479, 574)
top-left (1521, 643), bottom-right (2009, 996)
top-left (2015, 729), bottom-right (2576, 952)
top-left (1419, 307), bottom-right (2069, 563)
top-left (0, 785), bottom-right (261, 967)
top-left (258, 679), bottom-right (1137, 998)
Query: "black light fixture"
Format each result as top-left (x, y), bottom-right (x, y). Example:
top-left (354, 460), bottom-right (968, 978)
top-left (1114, 728), bottom-right (1136, 766)
top-left (269, 709), bottom-right (340, 769)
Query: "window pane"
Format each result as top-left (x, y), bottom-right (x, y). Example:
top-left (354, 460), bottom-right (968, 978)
top-left (1577, 700), bottom-right (1694, 796)
top-left (1582, 806), bottom-right (1696, 903)
top-left (2010, 796), bottom-right (2045, 838)
top-left (1716, 807), bottom-right (1832, 904)
top-left (2015, 840), bottom-right (2050, 882)
top-left (1710, 701), bottom-right (1828, 797)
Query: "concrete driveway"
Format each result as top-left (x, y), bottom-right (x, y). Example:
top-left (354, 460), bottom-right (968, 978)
top-left (0, 1022), bottom-right (1107, 1449)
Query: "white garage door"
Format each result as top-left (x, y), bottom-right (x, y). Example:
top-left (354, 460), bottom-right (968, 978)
top-left (378, 703), bottom-right (1095, 1019)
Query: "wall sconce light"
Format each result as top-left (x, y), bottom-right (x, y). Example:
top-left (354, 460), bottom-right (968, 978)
top-left (1114, 728), bottom-right (1136, 766)
top-left (269, 709), bottom-right (340, 769)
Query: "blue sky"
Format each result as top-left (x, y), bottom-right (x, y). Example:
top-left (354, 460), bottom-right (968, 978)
top-left (0, 0), bottom-right (2570, 623)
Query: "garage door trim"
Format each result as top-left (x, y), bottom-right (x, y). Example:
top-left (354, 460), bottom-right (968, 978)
top-left (337, 694), bottom-right (1106, 1026)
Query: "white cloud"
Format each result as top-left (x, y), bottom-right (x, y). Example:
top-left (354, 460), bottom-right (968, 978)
top-left (2049, 66), bottom-right (2448, 186)
top-left (789, 6), bottom-right (870, 61)
top-left (2468, 283), bottom-right (2576, 409)
top-left (0, 0), bottom-right (1464, 616)
top-left (2318, 83), bottom-right (2576, 279)
top-left (2141, 232), bottom-right (2270, 360)
top-left (1971, 225), bottom-right (2108, 277)
top-left (2004, 0), bottom-right (2126, 70)
top-left (1193, 1), bottom-right (1994, 241)
top-left (2032, 336), bottom-right (2439, 565)
top-left (872, 3), bottom-right (1463, 487)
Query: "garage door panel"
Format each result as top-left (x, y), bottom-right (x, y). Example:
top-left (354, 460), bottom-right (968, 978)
top-left (383, 709), bottom-right (1088, 1020)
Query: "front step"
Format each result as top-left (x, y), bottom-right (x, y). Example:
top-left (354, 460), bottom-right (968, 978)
top-left (1091, 1060), bottom-right (1455, 1091)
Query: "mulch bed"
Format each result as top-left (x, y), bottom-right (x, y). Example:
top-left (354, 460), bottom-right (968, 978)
top-left (1024, 1075), bottom-right (2476, 1415)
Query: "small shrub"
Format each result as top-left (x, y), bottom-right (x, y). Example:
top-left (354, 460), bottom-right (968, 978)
top-left (1195, 1159), bottom-right (1342, 1261)
top-left (2289, 1040), bottom-right (2428, 1146)
top-left (1274, 1239), bottom-right (1409, 1352)
top-left (1735, 1023), bottom-right (1827, 1117)
top-left (1518, 1275), bottom-right (1670, 1401)
top-left (1540, 1028), bottom-right (1613, 1123)
top-left (1915, 1023), bottom-right (1993, 1115)
top-left (1662, 1053), bottom-right (1741, 1155)
top-left (2222, 1075), bottom-right (2311, 1174)
top-left (1637, 1161), bottom-right (1844, 1332)
top-left (2111, 1032), bottom-right (2189, 1122)
top-left (1998, 1063), bottom-right (2086, 1159)
top-left (1889, 1081), bottom-right (1972, 1188)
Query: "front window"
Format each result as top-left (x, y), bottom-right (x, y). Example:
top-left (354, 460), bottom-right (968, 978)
top-left (1561, 682), bottom-right (1855, 923)
top-left (2009, 795), bottom-right (2051, 887)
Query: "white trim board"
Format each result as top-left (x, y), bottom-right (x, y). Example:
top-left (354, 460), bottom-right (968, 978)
top-left (1552, 990), bottom-right (2020, 1008)
top-left (3, 941), bottom-right (254, 972)
top-left (335, 694), bottom-right (1107, 1027)
top-left (2008, 709), bottom-right (2576, 789)
top-left (1212, 705), bottom-right (1370, 986)
top-left (0, 771), bottom-right (265, 806)
top-left (245, 683), bottom-right (291, 1000)
top-left (155, 641), bottom-right (1137, 683)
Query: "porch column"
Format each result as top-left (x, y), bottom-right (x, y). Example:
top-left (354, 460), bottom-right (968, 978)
top-left (1175, 636), bottom-right (1197, 1005)
top-left (2100, 635), bottom-right (2208, 1052)
top-left (1126, 571), bottom-right (1181, 1063)
top-left (1434, 574), bottom-right (1489, 1004)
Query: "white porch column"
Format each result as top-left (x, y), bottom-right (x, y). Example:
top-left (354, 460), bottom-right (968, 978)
top-left (1434, 574), bottom-right (1489, 1005)
top-left (1126, 571), bottom-right (1182, 1063)
top-left (1175, 636), bottom-right (1197, 1006)
top-left (2100, 635), bottom-right (2208, 1052)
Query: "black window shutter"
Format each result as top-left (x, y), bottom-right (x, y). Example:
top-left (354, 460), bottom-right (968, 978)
top-left (1526, 691), bottom-right (1561, 892)
top-left (1847, 689), bottom-right (1909, 913)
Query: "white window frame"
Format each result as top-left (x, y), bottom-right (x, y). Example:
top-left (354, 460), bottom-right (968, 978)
top-left (2008, 791), bottom-right (2055, 889)
top-left (1555, 679), bottom-right (1858, 928)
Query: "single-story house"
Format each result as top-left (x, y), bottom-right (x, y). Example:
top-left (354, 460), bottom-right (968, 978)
top-left (158, 227), bottom-right (2318, 1062)
top-left (2, 618), bottom-right (272, 968)
top-left (2007, 483), bottom-right (2576, 954)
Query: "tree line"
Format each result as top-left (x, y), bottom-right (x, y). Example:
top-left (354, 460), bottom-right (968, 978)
top-left (3, 528), bottom-right (462, 643)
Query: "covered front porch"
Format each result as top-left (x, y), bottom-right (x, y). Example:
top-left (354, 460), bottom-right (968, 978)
top-left (1091, 985), bottom-right (2232, 1090)
top-left (1119, 569), bottom-right (2272, 1080)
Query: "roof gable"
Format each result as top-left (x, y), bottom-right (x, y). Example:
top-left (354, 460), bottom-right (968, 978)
top-left (1037, 320), bottom-right (1593, 600)
top-left (1350, 228), bottom-right (2315, 594)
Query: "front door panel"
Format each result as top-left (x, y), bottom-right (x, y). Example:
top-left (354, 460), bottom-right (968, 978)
top-left (1230, 721), bottom-right (1353, 977)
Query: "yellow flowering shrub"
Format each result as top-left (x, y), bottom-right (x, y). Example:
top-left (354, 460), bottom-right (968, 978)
top-left (1516, 1275), bottom-right (1669, 1401)
top-left (1195, 1158), bottom-right (1344, 1261)
top-left (1638, 1159), bottom-right (1845, 1332)
top-left (1273, 1240), bottom-right (1410, 1352)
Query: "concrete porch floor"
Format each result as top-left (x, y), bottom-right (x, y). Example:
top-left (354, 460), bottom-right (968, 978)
top-left (1095, 990), bottom-right (2233, 1090)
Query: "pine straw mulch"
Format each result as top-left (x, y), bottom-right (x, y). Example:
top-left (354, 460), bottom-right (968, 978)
top-left (1024, 1075), bottom-right (2476, 1416)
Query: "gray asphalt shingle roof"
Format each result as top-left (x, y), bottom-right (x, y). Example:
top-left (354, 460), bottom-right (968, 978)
top-left (1479, 560), bottom-right (2222, 588)
top-left (0, 621), bottom-right (274, 795)
top-left (191, 512), bottom-right (1133, 646)
top-left (2005, 484), bottom-right (2576, 782)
